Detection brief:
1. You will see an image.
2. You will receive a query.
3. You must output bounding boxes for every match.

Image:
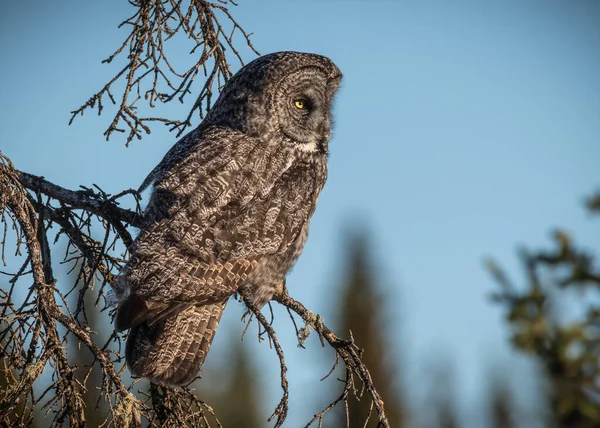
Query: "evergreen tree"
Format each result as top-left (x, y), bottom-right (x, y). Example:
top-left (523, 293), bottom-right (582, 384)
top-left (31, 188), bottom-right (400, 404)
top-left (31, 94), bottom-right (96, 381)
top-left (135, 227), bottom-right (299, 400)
top-left (334, 230), bottom-right (406, 427)
top-left (198, 333), bottom-right (263, 428)
top-left (427, 364), bottom-right (459, 428)
top-left (486, 374), bottom-right (516, 428)
top-left (489, 191), bottom-right (600, 428)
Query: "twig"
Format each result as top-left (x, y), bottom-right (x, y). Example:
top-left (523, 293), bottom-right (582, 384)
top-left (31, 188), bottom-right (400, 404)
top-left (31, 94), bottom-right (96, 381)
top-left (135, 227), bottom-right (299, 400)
top-left (239, 289), bottom-right (289, 428)
top-left (68, 0), bottom-right (259, 145)
top-left (273, 292), bottom-right (391, 428)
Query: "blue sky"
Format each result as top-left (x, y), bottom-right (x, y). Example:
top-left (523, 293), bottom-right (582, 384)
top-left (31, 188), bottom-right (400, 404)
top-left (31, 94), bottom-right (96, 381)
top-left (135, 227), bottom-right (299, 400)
top-left (1, 1), bottom-right (599, 426)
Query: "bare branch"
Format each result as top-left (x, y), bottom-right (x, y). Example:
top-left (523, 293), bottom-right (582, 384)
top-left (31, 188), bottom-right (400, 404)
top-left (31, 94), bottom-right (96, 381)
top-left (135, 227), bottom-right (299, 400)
top-left (69, 0), bottom-right (259, 145)
top-left (271, 292), bottom-right (391, 428)
top-left (1, 153), bottom-right (141, 427)
top-left (239, 289), bottom-right (289, 427)
top-left (18, 171), bottom-right (142, 230)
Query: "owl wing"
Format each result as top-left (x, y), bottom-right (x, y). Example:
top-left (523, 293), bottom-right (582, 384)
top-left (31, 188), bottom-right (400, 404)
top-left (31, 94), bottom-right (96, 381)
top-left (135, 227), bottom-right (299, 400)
top-left (115, 127), bottom-right (294, 332)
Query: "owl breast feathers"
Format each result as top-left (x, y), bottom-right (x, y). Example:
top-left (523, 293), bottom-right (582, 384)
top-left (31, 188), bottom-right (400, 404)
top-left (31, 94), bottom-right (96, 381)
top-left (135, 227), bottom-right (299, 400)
top-left (112, 51), bottom-right (342, 386)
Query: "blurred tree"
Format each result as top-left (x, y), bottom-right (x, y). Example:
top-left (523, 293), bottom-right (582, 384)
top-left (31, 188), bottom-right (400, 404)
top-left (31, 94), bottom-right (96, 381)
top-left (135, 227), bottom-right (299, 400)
top-left (426, 364), bottom-right (459, 428)
top-left (333, 230), bottom-right (406, 427)
top-left (486, 373), bottom-right (517, 428)
top-left (435, 397), bottom-right (459, 428)
top-left (488, 191), bottom-right (600, 428)
top-left (200, 335), bottom-right (263, 428)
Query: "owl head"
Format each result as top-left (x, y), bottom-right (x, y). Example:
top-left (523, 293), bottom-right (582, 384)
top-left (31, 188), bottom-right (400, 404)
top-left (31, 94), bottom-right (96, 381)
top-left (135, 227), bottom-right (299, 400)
top-left (206, 51), bottom-right (342, 155)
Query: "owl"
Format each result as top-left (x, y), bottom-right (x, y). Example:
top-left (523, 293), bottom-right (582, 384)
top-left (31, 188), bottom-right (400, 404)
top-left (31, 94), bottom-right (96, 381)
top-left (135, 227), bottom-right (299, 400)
top-left (112, 51), bottom-right (342, 387)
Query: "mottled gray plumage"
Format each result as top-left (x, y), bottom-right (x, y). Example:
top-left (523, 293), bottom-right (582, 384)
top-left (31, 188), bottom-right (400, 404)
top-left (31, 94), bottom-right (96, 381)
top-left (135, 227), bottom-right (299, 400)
top-left (112, 51), bottom-right (342, 387)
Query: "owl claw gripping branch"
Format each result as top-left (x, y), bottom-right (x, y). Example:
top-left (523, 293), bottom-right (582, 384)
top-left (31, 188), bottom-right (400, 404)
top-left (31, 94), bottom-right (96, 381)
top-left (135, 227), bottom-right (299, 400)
top-left (111, 52), bottom-right (342, 387)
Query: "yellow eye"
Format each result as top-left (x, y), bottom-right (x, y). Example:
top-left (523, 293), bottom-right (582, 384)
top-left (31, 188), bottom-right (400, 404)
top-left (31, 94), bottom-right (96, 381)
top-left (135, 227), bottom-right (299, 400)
top-left (294, 99), bottom-right (306, 109)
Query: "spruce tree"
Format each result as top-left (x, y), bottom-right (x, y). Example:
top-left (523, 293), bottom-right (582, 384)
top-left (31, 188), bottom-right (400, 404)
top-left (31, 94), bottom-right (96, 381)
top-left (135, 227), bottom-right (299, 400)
top-left (196, 333), bottom-right (263, 428)
top-left (334, 230), bottom-right (406, 427)
top-left (489, 191), bottom-right (600, 428)
top-left (486, 374), bottom-right (516, 428)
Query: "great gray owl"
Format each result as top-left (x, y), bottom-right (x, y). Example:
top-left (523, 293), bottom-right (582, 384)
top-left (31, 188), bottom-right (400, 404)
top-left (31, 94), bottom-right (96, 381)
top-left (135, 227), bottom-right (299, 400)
top-left (112, 51), bottom-right (342, 387)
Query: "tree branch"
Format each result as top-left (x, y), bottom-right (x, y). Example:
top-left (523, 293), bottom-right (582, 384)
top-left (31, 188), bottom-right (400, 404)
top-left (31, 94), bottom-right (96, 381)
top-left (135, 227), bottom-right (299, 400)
top-left (239, 289), bottom-right (289, 427)
top-left (272, 292), bottom-right (391, 428)
top-left (18, 171), bottom-right (143, 230)
top-left (68, 0), bottom-right (259, 145)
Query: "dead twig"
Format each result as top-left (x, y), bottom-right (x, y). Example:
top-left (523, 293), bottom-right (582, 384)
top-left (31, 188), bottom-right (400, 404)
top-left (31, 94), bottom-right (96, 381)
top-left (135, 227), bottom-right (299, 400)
top-left (68, 0), bottom-right (259, 146)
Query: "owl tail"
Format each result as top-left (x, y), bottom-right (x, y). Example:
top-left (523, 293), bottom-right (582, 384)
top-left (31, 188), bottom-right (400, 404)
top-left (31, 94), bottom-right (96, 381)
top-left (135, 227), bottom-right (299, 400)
top-left (125, 301), bottom-right (227, 387)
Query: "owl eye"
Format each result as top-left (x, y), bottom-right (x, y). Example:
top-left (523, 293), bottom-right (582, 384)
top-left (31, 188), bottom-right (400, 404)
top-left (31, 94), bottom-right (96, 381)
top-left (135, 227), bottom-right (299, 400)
top-left (294, 99), bottom-right (307, 109)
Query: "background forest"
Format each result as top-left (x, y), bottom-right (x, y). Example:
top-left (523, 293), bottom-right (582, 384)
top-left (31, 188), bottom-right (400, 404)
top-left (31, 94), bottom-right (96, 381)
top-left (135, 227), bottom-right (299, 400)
top-left (1, 1), bottom-right (599, 427)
